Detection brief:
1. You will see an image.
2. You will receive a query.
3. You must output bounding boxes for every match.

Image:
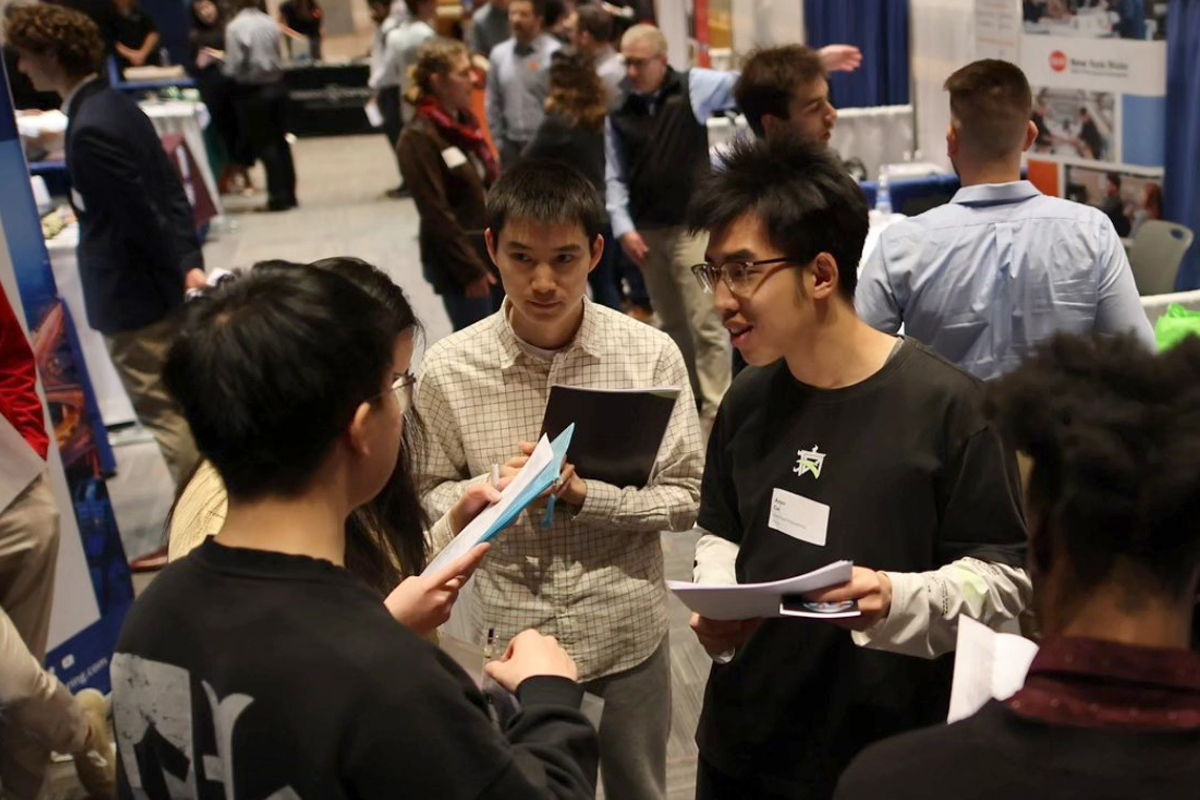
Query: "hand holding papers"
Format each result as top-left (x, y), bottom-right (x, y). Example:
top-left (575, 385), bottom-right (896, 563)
top-left (423, 424), bottom-right (575, 577)
top-left (668, 561), bottom-right (859, 621)
top-left (947, 616), bottom-right (1038, 723)
top-left (386, 542), bottom-right (490, 634)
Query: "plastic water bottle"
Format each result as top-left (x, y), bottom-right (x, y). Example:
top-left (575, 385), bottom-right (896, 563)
top-left (875, 165), bottom-right (892, 215)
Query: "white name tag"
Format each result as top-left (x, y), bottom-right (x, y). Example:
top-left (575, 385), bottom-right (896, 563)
top-left (768, 488), bottom-right (829, 547)
top-left (441, 146), bottom-right (468, 170)
top-left (71, 187), bottom-right (86, 212)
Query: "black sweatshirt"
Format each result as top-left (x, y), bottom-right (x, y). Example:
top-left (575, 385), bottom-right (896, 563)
top-left (834, 699), bottom-right (1200, 800)
top-left (111, 538), bottom-right (599, 799)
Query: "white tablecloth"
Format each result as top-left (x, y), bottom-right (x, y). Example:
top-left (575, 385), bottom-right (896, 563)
top-left (45, 225), bottom-right (138, 427)
top-left (140, 100), bottom-right (222, 216)
top-left (1140, 289), bottom-right (1200, 328)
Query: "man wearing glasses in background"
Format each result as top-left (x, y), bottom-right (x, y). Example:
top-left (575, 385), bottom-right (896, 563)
top-left (682, 136), bottom-right (1031, 800)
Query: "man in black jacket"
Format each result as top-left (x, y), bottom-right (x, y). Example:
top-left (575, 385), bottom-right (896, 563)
top-left (604, 23), bottom-right (737, 429)
top-left (6, 3), bottom-right (202, 489)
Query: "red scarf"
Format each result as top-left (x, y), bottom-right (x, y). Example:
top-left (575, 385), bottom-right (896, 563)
top-left (417, 97), bottom-right (500, 185)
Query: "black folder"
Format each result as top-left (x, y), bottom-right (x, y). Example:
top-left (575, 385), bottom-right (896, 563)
top-left (541, 385), bottom-right (681, 488)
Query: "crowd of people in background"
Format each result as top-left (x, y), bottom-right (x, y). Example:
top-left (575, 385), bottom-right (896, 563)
top-left (1, 1), bottom-right (1197, 800)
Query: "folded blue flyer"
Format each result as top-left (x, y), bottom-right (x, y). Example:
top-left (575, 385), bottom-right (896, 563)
top-left (422, 424), bottom-right (576, 577)
top-left (484, 423), bottom-right (574, 539)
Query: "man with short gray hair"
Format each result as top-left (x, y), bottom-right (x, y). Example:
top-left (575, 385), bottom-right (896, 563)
top-left (605, 23), bottom-right (739, 427)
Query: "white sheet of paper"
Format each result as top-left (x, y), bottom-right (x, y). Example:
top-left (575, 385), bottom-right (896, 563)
top-left (441, 146), bottom-right (468, 170)
top-left (767, 488), bottom-right (829, 546)
top-left (364, 99), bottom-right (384, 128)
top-left (667, 561), bottom-right (853, 621)
top-left (422, 435), bottom-right (555, 577)
top-left (947, 615), bottom-right (1039, 723)
top-left (0, 414), bottom-right (45, 513)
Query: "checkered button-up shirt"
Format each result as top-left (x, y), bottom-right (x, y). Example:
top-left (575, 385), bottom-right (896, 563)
top-left (416, 299), bottom-right (703, 679)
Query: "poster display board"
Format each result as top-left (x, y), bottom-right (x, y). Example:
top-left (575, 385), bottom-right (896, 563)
top-left (1, 58), bottom-right (133, 695)
top-left (1001, 1), bottom-right (1169, 238)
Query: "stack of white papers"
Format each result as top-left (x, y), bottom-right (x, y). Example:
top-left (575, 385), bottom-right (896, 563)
top-left (667, 561), bottom-right (856, 621)
top-left (947, 616), bottom-right (1039, 723)
top-left (422, 424), bottom-right (574, 577)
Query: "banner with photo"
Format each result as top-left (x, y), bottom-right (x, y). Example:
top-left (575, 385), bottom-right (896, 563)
top-left (0, 58), bottom-right (132, 695)
top-left (991, 0), bottom-right (1169, 238)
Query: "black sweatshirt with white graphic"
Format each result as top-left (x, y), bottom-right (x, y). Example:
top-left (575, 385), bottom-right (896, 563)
top-left (112, 538), bottom-right (598, 800)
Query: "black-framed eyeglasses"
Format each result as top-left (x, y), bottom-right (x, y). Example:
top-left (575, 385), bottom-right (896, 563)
top-left (690, 258), bottom-right (803, 296)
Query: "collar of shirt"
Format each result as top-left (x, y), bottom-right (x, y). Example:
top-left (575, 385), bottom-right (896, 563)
top-left (495, 297), bottom-right (603, 369)
top-left (1007, 636), bottom-right (1200, 731)
top-left (950, 180), bottom-right (1041, 208)
top-left (61, 74), bottom-right (100, 115)
top-left (595, 46), bottom-right (619, 67)
top-left (233, 7), bottom-right (270, 23)
top-left (513, 33), bottom-right (552, 57)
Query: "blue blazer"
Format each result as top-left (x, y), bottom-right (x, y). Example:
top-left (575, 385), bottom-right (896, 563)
top-left (65, 79), bottom-right (202, 335)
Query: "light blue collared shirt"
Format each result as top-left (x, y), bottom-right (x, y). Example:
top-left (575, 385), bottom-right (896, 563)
top-left (486, 33), bottom-right (561, 145)
top-left (857, 181), bottom-right (1155, 380)
top-left (605, 68), bottom-right (739, 239)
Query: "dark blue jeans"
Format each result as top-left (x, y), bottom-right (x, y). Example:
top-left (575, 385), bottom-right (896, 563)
top-left (441, 292), bottom-right (494, 331)
top-left (590, 224), bottom-right (623, 309)
top-left (614, 241), bottom-right (651, 310)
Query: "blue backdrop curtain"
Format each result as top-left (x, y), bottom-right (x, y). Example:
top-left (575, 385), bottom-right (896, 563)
top-left (803, 0), bottom-right (910, 109)
top-left (1165, 0), bottom-right (1200, 290)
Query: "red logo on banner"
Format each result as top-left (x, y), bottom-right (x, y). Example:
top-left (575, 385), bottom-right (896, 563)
top-left (1050, 51), bottom-right (1068, 72)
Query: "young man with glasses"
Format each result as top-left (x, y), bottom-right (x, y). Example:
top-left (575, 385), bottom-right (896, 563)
top-left (684, 137), bottom-right (1031, 800)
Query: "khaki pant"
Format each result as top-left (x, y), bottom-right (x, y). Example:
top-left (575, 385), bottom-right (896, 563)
top-left (0, 474), bottom-right (88, 800)
top-left (638, 227), bottom-right (731, 416)
top-left (104, 317), bottom-right (200, 488)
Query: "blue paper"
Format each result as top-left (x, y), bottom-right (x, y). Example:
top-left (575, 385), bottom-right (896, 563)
top-left (482, 423), bottom-right (574, 541)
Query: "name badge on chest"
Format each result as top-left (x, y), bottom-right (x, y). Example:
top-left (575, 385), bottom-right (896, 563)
top-left (768, 487), bottom-right (830, 547)
top-left (441, 146), bottom-right (468, 170)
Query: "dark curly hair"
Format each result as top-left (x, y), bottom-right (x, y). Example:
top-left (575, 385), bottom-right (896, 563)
top-left (3, 2), bottom-right (104, 79)
top-left (987, 333), bottom-right (1200, 600)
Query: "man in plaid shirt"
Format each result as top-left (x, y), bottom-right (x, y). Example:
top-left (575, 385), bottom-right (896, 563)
top-left (416, 159), bottom-right (704, 800)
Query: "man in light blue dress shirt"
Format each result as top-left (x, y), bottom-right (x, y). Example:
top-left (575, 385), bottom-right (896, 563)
top-left (486, 0), bottom-right (560, 167)
top-left (857, 59), bottom-right (1154, 381)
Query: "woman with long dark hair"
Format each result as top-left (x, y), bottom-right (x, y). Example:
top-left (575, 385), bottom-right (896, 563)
top-left (167, 257), bottom-right (495, 632)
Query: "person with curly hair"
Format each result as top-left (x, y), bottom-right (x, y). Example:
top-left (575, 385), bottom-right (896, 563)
top-left (5, 2), bottom-right (204, 491)
top-left (836, 333), bottom-right (1200, 799)
top-left (523, 48), bottom-right (620, 308)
